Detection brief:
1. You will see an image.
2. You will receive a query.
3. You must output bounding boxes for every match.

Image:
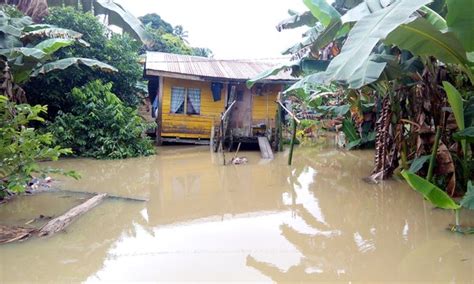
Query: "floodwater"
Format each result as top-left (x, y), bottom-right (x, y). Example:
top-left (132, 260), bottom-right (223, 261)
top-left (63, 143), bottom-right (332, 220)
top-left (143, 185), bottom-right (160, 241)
top-left (1, 142), bottom-right (473, 283)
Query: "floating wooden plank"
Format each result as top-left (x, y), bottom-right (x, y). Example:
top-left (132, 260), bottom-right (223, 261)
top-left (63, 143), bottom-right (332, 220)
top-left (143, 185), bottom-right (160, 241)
top-left (258, 136), bottom-right (274, 160)
top-left (38, 193), bottom-right (107, 237)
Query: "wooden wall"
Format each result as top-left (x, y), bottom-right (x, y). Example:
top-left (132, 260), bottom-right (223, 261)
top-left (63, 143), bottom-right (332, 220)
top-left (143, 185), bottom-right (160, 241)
top-left (160, 77), bottom-right (282, 139)
top-left (161, 77), bottom-right (225, 139)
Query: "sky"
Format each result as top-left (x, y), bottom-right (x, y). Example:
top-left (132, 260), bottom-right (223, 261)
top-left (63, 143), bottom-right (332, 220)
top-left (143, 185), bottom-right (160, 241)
top-left (116, 0), bottom-right (308, 59)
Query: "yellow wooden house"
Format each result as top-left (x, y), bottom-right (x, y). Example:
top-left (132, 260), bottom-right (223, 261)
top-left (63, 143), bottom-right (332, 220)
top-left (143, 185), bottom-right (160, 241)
top-left (144, 52), bottom-right (296, 146)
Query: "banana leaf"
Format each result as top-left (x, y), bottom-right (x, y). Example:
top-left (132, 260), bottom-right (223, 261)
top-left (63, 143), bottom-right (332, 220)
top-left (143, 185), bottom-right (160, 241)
top-left (324, 0), bottom-right (430, 89)
top-left (453, 127), bottom-right (474, 143)
top-left (31, 57), bottom-right (118, 77)
top-left (303, 0), bottom-right (341, 27)
top-left (34, 38), bottom-right (75, 55)
top-left (341, 0), bottom-right (391, 24)
top-left (385, 18), bottom-right (468, 69)
top-left (460, 181), bottom-right (474, 210)
top-left (94, 0), bottom-right (152, 45)
top-left (401, 170), bottom-right (460, 210)
top-left (446, 0), bottom-right (474, 52)
top-left (342, 119), bottom-right (359, 142)
top-left (443, 81), bottom-right (467, 154)
top-left (247, 60), bottom-right (300, 88)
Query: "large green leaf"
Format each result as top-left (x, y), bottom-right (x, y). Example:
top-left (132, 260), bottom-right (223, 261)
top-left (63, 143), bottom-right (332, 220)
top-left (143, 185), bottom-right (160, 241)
top-left (303, 0), bottom-right (341, 27)
top-left (385, 18), bottom-right (468, 68)
top-left (94, 0), bottom-right (152, 45)
top-left (460, 181), bottom-right (474, 210)
top-left (324, 0), bottom-right (431, 88)
top-left (34, 38), bottom-right (75, 55)
top-left (419, 5), bottom-right (447, 30)
top-left (446, 0), bottom-right (473, 52)
top-left (247, 60), bottom-right (299, 88)
top-left (31, 57), bottom-right (118, 77)
top-left (401, 170), bottom-right (461, 210)
top-left (443, 81), bottom-right (467, 154)
top-left (341, 0), bottom-right (390, 24)
top-left (342, 119), bottom-right (359, 142)
top-left (0, 47), bottom-right (47, 61)
top-left (453, 127), bottom-right (474, 143)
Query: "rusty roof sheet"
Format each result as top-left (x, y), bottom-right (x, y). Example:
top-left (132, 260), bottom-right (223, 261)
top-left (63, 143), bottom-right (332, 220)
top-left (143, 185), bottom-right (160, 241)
top-left (145, 51), bottom-right (297, 82)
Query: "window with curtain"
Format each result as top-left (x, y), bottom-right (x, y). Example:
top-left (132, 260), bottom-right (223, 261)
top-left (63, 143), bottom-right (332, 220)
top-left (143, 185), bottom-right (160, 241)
top-left (170, 87), bottom-right (186, 114)
top-left (187, 88), bottom-right (201, 115)
top-left (170, 86), bottom-right (201, 115)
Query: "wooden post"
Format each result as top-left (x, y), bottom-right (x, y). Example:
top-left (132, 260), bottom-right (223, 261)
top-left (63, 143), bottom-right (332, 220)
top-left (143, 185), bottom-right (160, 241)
top-left (276, 103), bottom-right (283, 152)
top-left (155, 76), bottom-right (164, 146)
top-left (288, 118), bottom-right (297, 166)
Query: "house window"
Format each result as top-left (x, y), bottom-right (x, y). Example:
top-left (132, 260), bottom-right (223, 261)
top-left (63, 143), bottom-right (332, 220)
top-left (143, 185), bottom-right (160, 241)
top-left (170, 87), bottom-right (201, 115)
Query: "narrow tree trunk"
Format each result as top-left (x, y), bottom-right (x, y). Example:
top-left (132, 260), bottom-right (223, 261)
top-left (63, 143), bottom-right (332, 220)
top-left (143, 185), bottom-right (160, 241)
top-left (38, 193), bottom-right (107, 237)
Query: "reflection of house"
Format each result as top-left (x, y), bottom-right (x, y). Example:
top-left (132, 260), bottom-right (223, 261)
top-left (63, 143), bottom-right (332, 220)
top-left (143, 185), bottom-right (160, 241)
top-left (144, 52), bottom-right (296, 144)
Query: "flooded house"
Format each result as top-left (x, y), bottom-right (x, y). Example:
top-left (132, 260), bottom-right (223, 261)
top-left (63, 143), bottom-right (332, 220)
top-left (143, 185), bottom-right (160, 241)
top-left (144, 52), bottom-right (296, 152)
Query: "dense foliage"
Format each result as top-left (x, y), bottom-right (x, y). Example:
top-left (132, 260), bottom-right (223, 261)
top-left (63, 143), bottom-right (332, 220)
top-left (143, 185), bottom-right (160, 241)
top-left (23, 7), bottom-right (143, 108)
top-left (48, 80), bottom-right (156, 159)
top-left (251, 0), bottom-right (473, 230)
top-left (0, 95), bottom-right (77, 197)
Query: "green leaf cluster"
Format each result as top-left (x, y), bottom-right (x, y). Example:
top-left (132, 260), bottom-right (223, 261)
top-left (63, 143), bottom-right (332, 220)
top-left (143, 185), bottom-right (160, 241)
top-left (48, 80), bottom-right (156, 159)
top-left (0, 95), bottom-right (76, 196)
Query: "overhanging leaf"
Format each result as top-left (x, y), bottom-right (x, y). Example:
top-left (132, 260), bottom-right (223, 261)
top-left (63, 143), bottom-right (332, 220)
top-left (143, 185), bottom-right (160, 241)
top-left (247, 60), bottom-right (299, 88)
top-left (385, 18), bottom-right (468, 67)
top-left (303, 0), bottom-right (341, 27)
top-left (341, 0), bottom-right (391, 24)
top-left (324, 0), bottom-right (431, 88)
top-left (401, 170), bottom-right (461, 210)
top-left (446, 0), bottom-right (473, 52)
top-left (94, 0), bottom-right (152, 45)
top-left (31, 57), bottom-right (118, 77)
top-left (34, 38), bottom-right (75, 55)
top-left (419, 5), bottom-right (447, 30)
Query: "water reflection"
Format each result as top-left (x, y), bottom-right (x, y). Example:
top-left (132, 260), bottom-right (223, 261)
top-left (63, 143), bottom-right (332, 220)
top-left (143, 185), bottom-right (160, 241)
top-left (1, 144), bottom-right (473, 282)
top-left (246, 148), bottom-right (474, 282)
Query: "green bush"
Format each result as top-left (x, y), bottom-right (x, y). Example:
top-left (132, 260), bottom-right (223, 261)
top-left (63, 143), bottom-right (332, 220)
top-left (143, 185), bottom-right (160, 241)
top-left (0, 96), bottom-right (77, 197)
top-left (48, 80), bottom-right (156, 159)
top-left (24, 7), bottom-right (143, 108)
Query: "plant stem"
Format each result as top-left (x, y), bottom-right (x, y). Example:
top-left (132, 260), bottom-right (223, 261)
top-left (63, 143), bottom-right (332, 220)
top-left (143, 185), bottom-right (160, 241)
top-left (427, 127), bottom-right (442, 183)
top-left (288, 118), bottom-right (297, 166)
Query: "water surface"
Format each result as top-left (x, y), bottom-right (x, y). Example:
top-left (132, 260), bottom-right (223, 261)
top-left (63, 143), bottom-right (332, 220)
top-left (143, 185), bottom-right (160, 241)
top-left (1, 144), bottom-right (473, 282)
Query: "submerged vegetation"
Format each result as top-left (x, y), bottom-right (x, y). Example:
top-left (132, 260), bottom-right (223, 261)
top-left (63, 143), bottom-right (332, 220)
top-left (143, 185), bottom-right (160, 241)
top-left (49, 80), bottom-right (155, 159)
top-left (251, 0), bottom-right (473, 231)
top-left (0, 2), bottom-right (212, 196)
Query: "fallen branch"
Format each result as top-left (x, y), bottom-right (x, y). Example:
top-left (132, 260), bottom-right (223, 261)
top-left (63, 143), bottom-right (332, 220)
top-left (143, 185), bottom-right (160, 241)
top-left (38, 193), bottom-right (107, 237)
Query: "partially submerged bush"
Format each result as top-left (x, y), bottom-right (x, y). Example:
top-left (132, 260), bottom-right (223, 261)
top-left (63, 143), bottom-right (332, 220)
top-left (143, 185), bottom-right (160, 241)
top-left (49, 80), bottom-right (156, 159)
top-left (0, 96), bottom-right (77, 197)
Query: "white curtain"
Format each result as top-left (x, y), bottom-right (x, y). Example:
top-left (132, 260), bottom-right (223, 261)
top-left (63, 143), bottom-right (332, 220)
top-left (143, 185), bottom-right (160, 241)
top-left (171, 87), bottom-right (185, 113)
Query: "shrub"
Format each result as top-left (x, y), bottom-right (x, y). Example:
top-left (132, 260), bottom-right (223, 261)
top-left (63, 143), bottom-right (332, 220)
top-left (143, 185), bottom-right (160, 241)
top-left (24, 7), bottom-right (143, 108)
top-left (0, 96), bottom-right (77, 197)
top-left (48, 80), bottom-right (156, 159)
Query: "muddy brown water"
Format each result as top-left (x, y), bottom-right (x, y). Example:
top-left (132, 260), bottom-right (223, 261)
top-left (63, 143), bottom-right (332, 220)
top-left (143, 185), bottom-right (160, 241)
top-left (1, 144), bottom-right (473, 282)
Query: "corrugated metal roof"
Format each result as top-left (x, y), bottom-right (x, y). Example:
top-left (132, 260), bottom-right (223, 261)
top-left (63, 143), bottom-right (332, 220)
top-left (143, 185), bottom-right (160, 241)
top-left (145, 52), bottom-right (296, 82)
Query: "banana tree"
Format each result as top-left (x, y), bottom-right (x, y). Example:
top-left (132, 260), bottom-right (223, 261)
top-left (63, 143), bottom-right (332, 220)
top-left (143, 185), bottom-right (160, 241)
top-left (3, 0), bottom-right (151, 45)
top-left (0, 11), bottom-right (117, 101)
